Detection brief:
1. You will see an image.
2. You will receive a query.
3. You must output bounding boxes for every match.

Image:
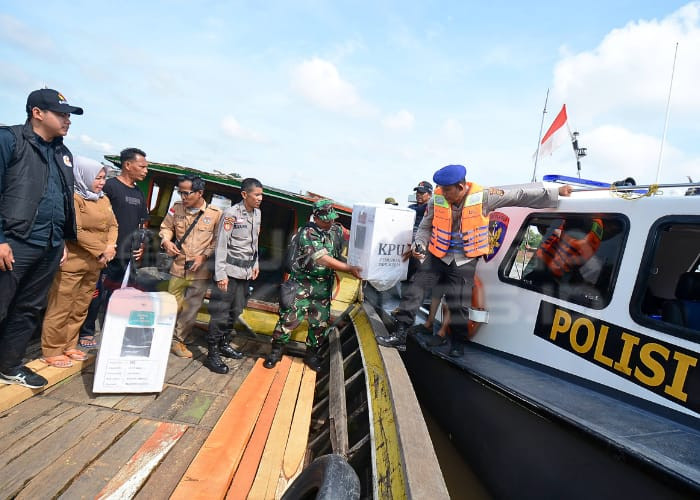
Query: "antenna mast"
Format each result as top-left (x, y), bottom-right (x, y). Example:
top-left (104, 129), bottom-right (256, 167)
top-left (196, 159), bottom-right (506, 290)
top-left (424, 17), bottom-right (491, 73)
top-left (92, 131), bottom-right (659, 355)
top-left (531, 89), bottom-right (549, 182)
top-left (655, 42), bottom-right (679, 184)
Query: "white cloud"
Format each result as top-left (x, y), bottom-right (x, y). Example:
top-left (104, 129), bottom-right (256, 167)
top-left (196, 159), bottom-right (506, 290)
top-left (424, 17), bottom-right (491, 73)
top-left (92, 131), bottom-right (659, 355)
top-left (79, 134), bottom-right (113, 154)
top-left (291, 57), bottom-right (374, 116)
top-left (220, 115), bottom-right (265, 142)
top-left (552, 3), bottom-right (700, 128)
top-left (382, 109), bottom-right (415, 130)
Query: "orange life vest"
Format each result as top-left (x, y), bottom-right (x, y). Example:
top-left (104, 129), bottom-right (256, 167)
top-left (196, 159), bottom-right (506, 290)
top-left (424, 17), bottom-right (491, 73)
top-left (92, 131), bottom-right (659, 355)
top-left (537, 218), bottom-right (604, 278)
top-left (428, 184), bottom-right (490, 258)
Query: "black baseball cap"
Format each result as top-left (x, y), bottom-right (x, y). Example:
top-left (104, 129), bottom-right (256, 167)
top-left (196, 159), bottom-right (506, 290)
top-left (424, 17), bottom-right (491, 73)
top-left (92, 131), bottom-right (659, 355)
top-left (26, 89), bottom-right (84, 115)
top-left (413, 180), bottom-right (433, 193)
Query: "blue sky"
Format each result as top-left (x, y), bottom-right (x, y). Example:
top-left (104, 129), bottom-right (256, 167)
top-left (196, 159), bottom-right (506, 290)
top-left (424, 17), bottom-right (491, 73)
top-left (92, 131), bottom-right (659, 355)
top-left (1, 1), bottom-right (698, 204)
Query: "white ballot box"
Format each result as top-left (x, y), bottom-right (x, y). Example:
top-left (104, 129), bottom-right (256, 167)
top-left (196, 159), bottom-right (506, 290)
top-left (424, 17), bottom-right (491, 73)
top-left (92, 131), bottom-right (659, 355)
top-left (348, 204), bottom-right (415, 291)
top-left (93, 288), bottom-right (177, 393)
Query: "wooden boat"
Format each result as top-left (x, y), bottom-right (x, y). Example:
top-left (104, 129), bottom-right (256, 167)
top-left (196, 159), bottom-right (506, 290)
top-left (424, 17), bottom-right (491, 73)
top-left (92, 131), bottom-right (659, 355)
top-left (399, 176), bottom-right (700, 498)
top-left (0, 157), bottom-right (448, 499)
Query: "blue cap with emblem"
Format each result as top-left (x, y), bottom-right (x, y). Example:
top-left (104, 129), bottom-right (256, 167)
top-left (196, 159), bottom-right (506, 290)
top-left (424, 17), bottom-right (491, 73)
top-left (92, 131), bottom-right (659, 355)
top-left (433, 164), bottom-right (466, 186)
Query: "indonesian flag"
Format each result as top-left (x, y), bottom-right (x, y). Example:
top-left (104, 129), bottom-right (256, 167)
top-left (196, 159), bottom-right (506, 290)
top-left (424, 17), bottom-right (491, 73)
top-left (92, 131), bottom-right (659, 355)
top-left (537, 104), bottom-right (571, 159)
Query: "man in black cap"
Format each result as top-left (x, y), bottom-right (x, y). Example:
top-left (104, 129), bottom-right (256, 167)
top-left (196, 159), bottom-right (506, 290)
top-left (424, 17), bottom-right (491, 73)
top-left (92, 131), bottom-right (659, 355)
top-left (0, 89), bottom-right (83, 388)
top-left (409, 180), bottom-right (433, 236)
top-left (377, 164), bottom-right (572, 356)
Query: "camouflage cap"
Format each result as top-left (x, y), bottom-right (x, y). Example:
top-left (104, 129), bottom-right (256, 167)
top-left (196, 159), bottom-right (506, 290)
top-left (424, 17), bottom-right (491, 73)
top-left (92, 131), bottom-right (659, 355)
top-left (313, 199), bottom-right (338, 221)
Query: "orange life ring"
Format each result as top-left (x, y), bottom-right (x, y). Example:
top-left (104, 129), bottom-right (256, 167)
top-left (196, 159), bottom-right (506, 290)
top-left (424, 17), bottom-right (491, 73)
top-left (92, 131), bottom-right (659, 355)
top-left (467, 274), bottom-right (485, 338)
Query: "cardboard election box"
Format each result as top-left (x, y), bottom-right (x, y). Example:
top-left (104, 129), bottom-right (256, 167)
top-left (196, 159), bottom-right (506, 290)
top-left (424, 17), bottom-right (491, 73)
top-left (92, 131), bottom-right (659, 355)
top-left (348, 204), bottom-right (415, 291)
top-left (93, 288), bottom-right (177, 393)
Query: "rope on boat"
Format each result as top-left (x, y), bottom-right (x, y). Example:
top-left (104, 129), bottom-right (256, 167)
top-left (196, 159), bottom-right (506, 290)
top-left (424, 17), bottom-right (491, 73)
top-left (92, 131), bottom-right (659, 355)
top-left (610, 184), bottom-right (659, 200)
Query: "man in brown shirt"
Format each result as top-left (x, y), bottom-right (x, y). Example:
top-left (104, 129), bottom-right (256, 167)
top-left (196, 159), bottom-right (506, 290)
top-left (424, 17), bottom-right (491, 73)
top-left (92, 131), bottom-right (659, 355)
top-left (160, 175), bottom-right (222, 357)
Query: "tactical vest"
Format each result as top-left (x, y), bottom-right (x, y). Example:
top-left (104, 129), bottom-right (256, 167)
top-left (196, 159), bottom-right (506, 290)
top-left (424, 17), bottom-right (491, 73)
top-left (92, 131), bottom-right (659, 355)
top-left (428, 183), bottom-right (489, 258)
top-left (0, 123), bottom-right (77, 240)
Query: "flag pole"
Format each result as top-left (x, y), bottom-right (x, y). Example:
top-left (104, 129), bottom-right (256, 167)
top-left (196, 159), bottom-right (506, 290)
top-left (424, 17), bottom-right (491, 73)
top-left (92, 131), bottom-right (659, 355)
top-left (655, 42), bottom-right (679, 184)
top-left (531, 88), bottom-right (549, 182)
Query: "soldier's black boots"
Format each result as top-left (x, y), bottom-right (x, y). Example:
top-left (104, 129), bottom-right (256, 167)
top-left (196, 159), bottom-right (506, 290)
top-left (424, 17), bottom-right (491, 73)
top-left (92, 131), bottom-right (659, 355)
top-left (304, 345), bottom-right (323, 372)
top-left (376, 323), bottom-right (407, 351)
top-left (264, 343), bottom-right (284, 369)
top-left (204, 344), bottom-right (229, 374)
top-left (219, 340), bottom-right (244, 359)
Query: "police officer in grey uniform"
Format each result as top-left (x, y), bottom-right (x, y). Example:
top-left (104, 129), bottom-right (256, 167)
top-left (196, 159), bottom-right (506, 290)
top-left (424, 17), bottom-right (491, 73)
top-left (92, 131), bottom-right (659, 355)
top-left (205, 178), bottom-right (263, 374)
top-left (377, 164), bottom-right (572, 356)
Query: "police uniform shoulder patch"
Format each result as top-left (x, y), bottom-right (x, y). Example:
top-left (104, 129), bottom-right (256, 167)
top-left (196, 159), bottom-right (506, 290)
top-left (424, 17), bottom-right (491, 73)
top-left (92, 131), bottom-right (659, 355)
top-left (488, 187), bottom-right (505, 196)
top-left (223, 215), bottom-right (236, 231)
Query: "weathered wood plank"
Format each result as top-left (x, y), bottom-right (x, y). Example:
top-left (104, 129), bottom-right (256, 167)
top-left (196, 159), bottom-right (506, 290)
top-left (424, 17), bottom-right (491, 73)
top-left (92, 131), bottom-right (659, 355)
top-left (95, 422), bottom-right (188, 500)
top-left (248, 358), bottom-right (304, 500)
top-left (45, 371), bottom-right (124, 408)
top-left (0, 396), bottom-right (62, 441)
top-left (138, 385), bottom-right (214, 425)
top-left (134, 427), bottom-right (209, 500)
top-left (59, 419), bottom-right (161, 500)
top-left (328, 327), bottom-right (349, 456)
top-left (0, 407), bottom-right (112, 498)
top-left (172, 392), bottom-right (215, 425)
top-left (179, 362), bottom-right (233, 394)
top-left (0, 403), bottom-right (87, 469)
top-left (283, 365), bottom-right (317, 479)
top-left (113, 393), bottom-right (158, 414)
top-left (16, 412), bottom-right (137, 499)
top-left (226, 356), bottom-right (292, 500)
top-left (0, 355), bottom-right (95, 413)
top-left (171, 358), bottom-right (277, 500)
top-left (167, 353), bottom-right (205, 386)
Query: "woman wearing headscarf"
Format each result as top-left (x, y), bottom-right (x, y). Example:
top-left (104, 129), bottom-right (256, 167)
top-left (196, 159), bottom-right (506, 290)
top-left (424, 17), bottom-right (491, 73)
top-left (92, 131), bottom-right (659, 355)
top-left (40, 156), bottom-right (118, 367)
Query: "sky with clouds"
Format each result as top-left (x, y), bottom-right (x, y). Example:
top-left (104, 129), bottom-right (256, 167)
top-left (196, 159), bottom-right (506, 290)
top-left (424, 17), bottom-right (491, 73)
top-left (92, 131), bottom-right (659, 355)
top-left (1, 1), bottom-right (698, 205)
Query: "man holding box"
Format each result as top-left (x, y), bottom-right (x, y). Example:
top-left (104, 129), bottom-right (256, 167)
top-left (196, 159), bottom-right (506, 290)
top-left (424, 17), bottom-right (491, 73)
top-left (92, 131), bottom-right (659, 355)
top-left (377, 164), bottom-right (572, 356)
top-left (264, 199), bottom-right (361, 371)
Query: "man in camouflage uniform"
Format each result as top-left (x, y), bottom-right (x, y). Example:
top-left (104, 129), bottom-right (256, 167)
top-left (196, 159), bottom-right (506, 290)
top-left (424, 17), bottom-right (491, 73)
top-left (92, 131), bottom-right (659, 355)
top-left (264, 199), bottom-right (361, 371)
top-left (159, 175), bottom-right (221, 358)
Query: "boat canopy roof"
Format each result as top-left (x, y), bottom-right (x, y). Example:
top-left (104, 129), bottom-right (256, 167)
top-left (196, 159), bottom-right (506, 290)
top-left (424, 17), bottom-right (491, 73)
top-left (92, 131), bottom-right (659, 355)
top-left (103, 154), bottom-right (352, 215)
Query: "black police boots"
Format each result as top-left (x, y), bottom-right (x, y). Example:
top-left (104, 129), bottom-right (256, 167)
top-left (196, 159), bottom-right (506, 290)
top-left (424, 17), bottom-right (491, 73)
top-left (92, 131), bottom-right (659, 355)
top-left (376, 323), bottom-right (407, 351)
top-left (204, 343), bottom-right (229, 374)
top-left (304, 345), bottom-right (323, 372)
top-left (219, 340), bottom-right (244, 359)
top-left (264, 342), bottom-right (284, 369)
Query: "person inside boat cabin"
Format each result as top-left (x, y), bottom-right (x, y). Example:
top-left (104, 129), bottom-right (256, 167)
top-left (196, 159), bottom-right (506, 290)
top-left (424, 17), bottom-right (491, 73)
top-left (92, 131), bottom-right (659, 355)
top-left (0, 89), bottom-right (83, 389)
top-left (377, 164), bottom-right (572, 357)
top-left (205, 177), bottom-right (263, 374)
top-left (263, 199), bottom-right (362, 371)
top-left (160, 174), bottom-right (222, 359)
top-left (522, 216), bottom-right (605, 293)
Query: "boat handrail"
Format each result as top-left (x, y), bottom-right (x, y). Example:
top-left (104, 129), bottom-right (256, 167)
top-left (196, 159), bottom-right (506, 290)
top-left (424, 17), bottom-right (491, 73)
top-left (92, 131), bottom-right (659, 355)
top-left (542, 174), bottom-right (700, 195)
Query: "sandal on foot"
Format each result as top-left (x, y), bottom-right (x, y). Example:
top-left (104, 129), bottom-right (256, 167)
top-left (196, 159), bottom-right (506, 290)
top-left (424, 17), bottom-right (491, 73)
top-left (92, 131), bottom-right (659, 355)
top-left (78, 336), bottom-right (97, 348)
top-left (41, 355), bottom-right (73, 368)
top-left (64, 349), bottom-right (88, 361)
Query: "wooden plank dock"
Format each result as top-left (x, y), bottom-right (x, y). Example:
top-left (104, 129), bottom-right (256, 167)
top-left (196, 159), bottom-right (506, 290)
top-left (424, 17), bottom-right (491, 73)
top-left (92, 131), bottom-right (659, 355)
top-left (0, 335), bottom-right (275, 499)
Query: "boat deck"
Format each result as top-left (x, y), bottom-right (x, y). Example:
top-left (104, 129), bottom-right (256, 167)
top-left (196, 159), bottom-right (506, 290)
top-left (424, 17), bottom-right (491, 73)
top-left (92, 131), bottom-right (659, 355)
top-left (0, 334), bottom-right (266, 499)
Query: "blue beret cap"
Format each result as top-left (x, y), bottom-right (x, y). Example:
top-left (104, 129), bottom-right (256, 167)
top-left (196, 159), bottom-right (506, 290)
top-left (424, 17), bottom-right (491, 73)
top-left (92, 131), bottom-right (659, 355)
top-left (433, 164), bottom-right (466, 186)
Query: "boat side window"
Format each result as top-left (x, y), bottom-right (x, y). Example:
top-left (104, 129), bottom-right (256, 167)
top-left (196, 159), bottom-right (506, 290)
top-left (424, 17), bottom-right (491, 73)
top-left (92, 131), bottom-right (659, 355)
top-left (498, 213), bottom-right (628, 309)
top-left (631, 217), bottom-right (700, 338)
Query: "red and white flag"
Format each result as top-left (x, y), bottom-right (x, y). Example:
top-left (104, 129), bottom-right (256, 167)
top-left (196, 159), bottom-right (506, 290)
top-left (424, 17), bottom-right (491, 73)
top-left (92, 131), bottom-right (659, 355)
top-left (536, 104), bottom-right (571, 159)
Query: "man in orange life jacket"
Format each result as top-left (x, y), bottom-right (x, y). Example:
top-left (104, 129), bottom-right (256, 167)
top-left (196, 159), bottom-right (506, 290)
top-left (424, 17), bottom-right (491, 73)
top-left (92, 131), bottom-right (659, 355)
top-left (377, 164), bottom-right (572, 356)
top-left (524, 217), bottom-right (604, 287)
